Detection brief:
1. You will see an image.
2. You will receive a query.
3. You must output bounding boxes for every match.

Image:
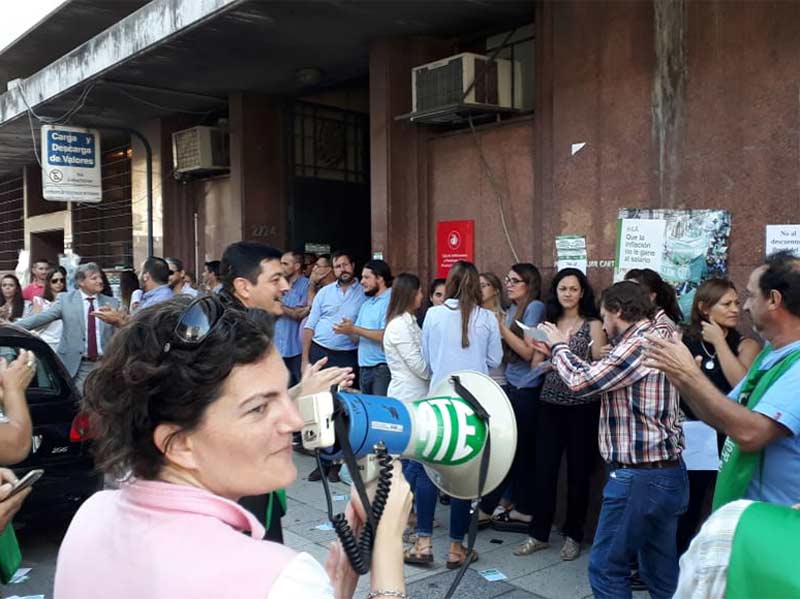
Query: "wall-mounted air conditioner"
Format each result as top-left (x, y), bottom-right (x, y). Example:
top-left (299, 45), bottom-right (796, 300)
top-left (412, 52), bottom-right (522, 113)
top-left (172, 126), bottom-right (229, 173)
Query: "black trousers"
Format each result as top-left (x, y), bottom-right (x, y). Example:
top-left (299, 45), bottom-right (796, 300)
top-left (479, 384), bottom-right (541, 516)
top-left (676, 469), bottom-right (716, 555)
top-left (309, 342), bottom-right (359, 383)
top-left (531, 400), bottom-right (600, 543)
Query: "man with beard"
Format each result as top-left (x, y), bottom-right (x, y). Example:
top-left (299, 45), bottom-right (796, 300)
top-left (333, 259), bottom-right (393, 396)
top-left (220, 242), bottom-right (354, 540)
top-left (166, 257), bottom-right (199, 297)
top-left (302, 251), bottom-right (366, 482)
top-left (646, 250), bottom-right (800, 509)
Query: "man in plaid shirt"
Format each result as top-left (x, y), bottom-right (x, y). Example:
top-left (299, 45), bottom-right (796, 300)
top-left (537, 280), bottom-right (687, 599)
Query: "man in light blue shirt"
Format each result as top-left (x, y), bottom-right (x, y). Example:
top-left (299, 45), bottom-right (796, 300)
top-left (333, 259), bottom-right (392, 396)
top-left (646, 250), bottom-right (800, 507)
top-left (275, 251), bottom-right (310, 386)
top-left (166, 257), bottom-right (199, 298)
top-left (302, 251), bottom-right (366, 377)
top-left (137, 257), bottom-right (174, 311)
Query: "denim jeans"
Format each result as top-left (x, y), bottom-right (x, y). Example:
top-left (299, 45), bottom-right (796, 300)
top-left (405, 461), bottom-right (471, 542)
top-left (588, 463), bottom-right (689, 599)
top-left (359, 363), bottom-right (391, 396)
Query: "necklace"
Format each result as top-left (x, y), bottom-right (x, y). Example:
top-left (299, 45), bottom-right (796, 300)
top-left (700, 341), bottom-right (717, 371)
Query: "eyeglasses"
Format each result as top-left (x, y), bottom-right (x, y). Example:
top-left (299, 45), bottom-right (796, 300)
top-left (163, 295), bottom-right (225, 353)
top-left (504, 276), bottom-right (524, 286)
top-left (51, 278), bottom-right (65, 283)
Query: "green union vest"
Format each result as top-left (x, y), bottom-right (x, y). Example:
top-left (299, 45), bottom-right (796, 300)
top-left (726, 501), bottom-right (800, 599)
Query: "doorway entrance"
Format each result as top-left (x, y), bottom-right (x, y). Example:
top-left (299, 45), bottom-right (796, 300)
top-left (29, 230), bottom-right (64, 266)
top-left (289, 101), bottom-right (371, 266)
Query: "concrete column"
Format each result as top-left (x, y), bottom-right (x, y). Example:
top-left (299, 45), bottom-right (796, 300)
top-left (131, 119), bottom-right (164, 265)
top-left (229, 93), bottom-right (287, 250)
top-left (369, 37), bottom-right (451, 280)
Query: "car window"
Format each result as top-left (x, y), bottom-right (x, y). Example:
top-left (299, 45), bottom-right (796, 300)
top-left (0, 345), bottom-right (59, 392)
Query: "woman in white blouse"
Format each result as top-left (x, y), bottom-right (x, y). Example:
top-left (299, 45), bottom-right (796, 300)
top-left (384, 273), bottom-right (430, 403)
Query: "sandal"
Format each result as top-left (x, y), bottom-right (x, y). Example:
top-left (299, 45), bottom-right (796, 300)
top-left (402, 528), bottom-right (418, 544)
top-left (404, 543), bottom-right (434, 566)
top-left (490, 509), bottom-right (532, 533)
top-left (446, 546), bottom-right (478, 570)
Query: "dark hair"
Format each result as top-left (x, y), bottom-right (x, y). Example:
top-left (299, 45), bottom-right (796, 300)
top-left (119, 270), bottom-right (140, 310)
top-left (142, 257), bottom-right (170, 286)
top-left (316, 254), bottom-right (331, 266)
top-left (166, 257), bottom-right (184, 272)
top-left (508, 263), bottom-right (541, 325)
top-left (545, 268), bottom-right (600, 322)
top-left (685, 278), bottom-right (737, 339)
top-left (624, 268), bottom-right (682, 323)
top-left (204, 260), bottom-right (221, 277)
top-left (479, 272), bottom-right (505, 311)
top-left (429, 278), bottom-right (446, 299)
top-left (601, 281), bottom-right (653, 323)
top-left (44, 266), bottom-right (67, 302)
top-left (0, 274), bottom-right (24, 319)
top-left (83, 297), bottom-right (276, 480)
top-left (444, 261), bottom-right (482, 348)
top-left (505, 263), bottom-right (542, 363)
top-left (760, 250), bottom-right (800, 318)
top-left (32, 259), bottom-right (50, 269)
top-left (332, 251), bottom-right (355, 265)
top-left (100, 270), bottom-right (114, 297)
top-left (220, 242), bottom-right (282, 291)
top-left (387, 273), bottom-right (420, 322)
top-left (363, 259), bottom-right (393, 287)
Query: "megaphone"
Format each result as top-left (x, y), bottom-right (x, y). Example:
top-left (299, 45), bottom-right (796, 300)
top-left (298, 370), bottom-right (516, 499)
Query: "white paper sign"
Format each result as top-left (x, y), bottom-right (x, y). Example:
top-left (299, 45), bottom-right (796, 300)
top-left (616, 219), bottom-right (666, 272)
top-left (766, 225), bottom-right (800, 257)
top-left (682, 420), bottom-right (720, 471)
top-left (41, 124), bottom-right (102, 203)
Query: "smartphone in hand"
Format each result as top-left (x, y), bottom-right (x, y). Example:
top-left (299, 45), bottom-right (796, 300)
top-left (7, 469), bottom-right (44, 498)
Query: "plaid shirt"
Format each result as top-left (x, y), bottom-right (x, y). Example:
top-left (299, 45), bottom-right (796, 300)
top-left (551, 319), bottom-right (684, 464)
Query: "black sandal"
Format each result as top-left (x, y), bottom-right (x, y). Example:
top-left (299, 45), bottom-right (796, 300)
top-left (490, 510), bottom-right (531, 533)
top-left (404, 544), bottom-right (434, 566)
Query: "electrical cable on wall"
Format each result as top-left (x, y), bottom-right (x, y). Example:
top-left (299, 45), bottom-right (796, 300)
top-left (468, 115), bottom-right (521, 263)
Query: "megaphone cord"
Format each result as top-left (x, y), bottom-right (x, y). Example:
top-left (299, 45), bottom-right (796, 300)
top-left (315, 446), bottom-right (393, 575)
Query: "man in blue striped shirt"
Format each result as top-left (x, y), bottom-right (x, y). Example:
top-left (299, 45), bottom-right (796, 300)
top-left (275, 251), bottom-right (310, 386)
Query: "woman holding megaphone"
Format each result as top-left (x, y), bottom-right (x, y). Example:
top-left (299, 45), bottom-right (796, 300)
top-left (54, 297), bottom-right (413, 599)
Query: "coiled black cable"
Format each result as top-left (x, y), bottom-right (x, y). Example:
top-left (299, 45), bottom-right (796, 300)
top-left (316, 444), bottom-right (393, 575)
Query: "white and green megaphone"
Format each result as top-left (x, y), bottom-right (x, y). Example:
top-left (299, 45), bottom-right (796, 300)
top-left (298, 370), bottom-right (517, 499)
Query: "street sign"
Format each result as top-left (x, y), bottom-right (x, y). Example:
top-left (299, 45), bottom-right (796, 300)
top-left (41, 124), bottom-right (102, 203)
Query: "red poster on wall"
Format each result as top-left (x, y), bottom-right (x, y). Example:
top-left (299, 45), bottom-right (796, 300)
top-left (436, 220), bottom-right (475, 278)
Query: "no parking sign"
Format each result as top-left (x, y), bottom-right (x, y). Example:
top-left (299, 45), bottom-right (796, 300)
top-left (41, 124), bottom-right (102, 203)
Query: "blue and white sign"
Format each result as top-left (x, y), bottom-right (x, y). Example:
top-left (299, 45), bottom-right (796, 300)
top-left (41, 125), bottom-right (102, 203)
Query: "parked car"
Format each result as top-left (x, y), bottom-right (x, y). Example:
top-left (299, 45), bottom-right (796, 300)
top-left (0, 325), bottom-right (102, 527)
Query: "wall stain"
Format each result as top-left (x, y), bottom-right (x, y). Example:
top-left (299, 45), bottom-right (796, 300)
top-left (651, 0), bottom-right (687, 208)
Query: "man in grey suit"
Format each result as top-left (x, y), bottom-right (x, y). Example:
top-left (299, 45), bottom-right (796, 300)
top-left (15, 262), bottom-right (120, 395)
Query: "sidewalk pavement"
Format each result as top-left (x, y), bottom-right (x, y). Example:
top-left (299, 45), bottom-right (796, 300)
top-left (284, 452), bottom-right (639, 599)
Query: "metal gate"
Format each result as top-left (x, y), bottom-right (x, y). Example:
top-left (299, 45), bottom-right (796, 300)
top-left (71, 145), bottom-right (133, 269)
top-left (0, 175), bottom-right (24, 272)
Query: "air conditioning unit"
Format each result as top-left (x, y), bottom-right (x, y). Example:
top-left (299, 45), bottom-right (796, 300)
top-left (412, 52), bottom-right (522, 113)
top-left (172, 126), bottom-right (229, 173)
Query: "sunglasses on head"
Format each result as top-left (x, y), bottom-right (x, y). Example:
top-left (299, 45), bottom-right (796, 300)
top-left (163, 295), bottom-right (226, 353)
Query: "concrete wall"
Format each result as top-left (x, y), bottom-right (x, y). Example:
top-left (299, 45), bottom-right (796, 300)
top-left (535, 0), bottom-right (800, 292)
top-left (427, 118), bottom-right (536, 278)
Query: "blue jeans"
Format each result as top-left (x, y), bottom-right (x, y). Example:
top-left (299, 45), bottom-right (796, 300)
top-left (359, 363), bottom-right (391, 396)
top-left (405, 461), bottom-right (471, 542)
top-left (588, 463), bottom-right (689, 599)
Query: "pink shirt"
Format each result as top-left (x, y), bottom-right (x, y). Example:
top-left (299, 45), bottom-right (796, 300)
top-left (22, 282), bottom-right (44, 302)
top-left (54, 480), bottom-right (299, 598)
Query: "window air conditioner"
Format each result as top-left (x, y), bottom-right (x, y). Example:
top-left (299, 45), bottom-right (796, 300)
top-left (412, 52), bottom-right (522, 113)
top-left (172, 126), bottom-right (230, 173)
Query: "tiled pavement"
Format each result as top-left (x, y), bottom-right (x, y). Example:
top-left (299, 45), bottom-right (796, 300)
top-left (285, 453), bottom-right (649, 599)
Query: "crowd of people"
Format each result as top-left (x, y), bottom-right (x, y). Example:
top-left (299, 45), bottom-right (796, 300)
top-left (0, 243), bottom-right (797, 598)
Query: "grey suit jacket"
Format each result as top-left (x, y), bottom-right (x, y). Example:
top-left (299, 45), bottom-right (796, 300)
top-left (16, 289), bottom-right (119, 377)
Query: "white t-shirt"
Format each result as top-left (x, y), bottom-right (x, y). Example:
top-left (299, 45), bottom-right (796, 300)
top-left (269, 552), bottom-right (334, 598)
